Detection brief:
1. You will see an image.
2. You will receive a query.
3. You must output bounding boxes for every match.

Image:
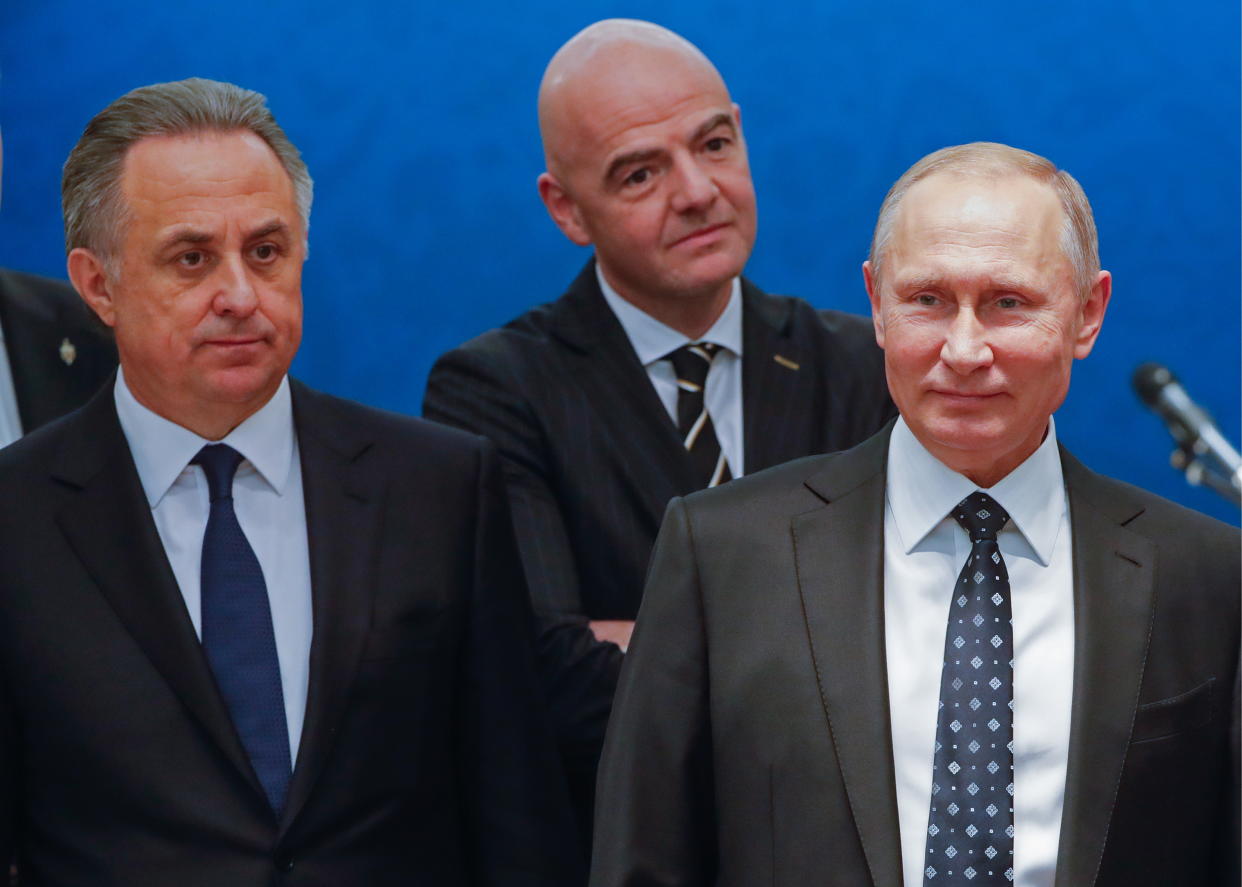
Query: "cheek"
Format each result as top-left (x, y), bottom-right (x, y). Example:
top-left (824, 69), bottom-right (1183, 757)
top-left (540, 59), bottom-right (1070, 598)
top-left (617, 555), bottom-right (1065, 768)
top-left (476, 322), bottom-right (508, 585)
top-left (263, 285), bottom-right (303, 338)
top-left (114, 285), bottom-right (191, 344)
top-left (632, 207), bottom-right (672, 249)
top-left (718, 171), bottom-right (757, 219)
top-left (881, 319), bottom-right (942, 373)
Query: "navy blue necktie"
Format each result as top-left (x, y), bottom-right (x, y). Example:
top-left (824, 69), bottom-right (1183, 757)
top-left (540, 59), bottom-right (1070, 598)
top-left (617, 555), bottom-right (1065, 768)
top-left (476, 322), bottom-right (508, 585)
top-left (923, 491), bottom-right (1014, 885)
top-left (194, 444), bottom-right (291, 814)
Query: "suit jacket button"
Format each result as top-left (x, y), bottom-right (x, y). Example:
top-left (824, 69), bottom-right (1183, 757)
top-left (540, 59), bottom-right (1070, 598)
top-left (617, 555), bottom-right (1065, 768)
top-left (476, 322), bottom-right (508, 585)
top-left (275, 854), bottom-right (295, 872)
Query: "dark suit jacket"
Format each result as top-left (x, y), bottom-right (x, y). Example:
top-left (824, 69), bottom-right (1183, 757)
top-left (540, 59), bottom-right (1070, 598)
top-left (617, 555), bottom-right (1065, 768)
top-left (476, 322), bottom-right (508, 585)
top-left (423, 261), bottom-right (896, 833)
top-left (0, 268), bottom-right (116, 433)
top-left (592, 424), bottom-right (1240, 887)
top-left (0, 379), bottom-right (584, 886)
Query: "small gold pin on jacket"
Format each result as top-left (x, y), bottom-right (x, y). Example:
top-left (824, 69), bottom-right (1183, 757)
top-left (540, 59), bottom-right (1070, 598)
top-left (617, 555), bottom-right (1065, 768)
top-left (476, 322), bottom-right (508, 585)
top-left (59, 338), bottom-right (77, 366)
top-left (773, 354), bottom-right (800, 371)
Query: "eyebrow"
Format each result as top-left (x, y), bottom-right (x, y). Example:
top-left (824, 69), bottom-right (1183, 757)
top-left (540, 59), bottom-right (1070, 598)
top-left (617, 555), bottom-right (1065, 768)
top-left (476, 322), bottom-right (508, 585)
top-left (158, 227), bottom-right (214, 251)
top-left (156, 219), bottom-right (290, 253)
top-left (896, 273), bottom-right (1038, 294)
top-left (691, 112), bottom-right (736, 144)
top-left (246, 219), bottom-right (290, 241)
top-left (893, 274), bottom-right (943, 292)
top-left (605, 147), bottom-right (663, 184)
top-left (603, 112), bottom-right (738, 184)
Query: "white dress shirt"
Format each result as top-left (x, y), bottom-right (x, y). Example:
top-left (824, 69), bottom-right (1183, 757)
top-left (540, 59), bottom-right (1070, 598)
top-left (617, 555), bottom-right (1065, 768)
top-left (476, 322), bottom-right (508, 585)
top-left (0, 320), bottom-right (25, 447)
top-left (884, 416), bottom-right (1074, 887)
top-left (597, 265), bottom-right (746, 476)
top-left (114, 368), bottom-right (313, 761)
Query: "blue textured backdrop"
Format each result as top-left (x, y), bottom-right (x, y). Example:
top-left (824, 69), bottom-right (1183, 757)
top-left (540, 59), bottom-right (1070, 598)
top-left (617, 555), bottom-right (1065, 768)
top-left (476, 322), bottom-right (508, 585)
top-left (2, 0), bottom-right (1238, 523)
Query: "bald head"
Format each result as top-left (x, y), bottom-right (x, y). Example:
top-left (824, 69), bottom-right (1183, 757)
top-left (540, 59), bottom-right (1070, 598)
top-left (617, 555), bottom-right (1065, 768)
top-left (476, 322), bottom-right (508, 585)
top-left (538, 20), bottom-right (728, 178)
top-left (533, 20), bottom-right (755, 331)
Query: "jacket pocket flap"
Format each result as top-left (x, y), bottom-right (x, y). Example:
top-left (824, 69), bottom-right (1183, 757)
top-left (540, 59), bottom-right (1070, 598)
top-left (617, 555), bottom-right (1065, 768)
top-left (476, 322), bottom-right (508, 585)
top-left (1131, 678), bottom-right (1214, 744)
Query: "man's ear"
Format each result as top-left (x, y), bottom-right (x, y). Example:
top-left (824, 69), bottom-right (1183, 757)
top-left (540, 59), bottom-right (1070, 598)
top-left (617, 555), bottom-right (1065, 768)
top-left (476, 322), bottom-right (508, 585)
top-left (67, 248), bottom-right (118, 328)
top-left (862, 260), bottom-right (885, 349)
top-left (1073, 269), bottom-right (1111, 359)
top-left (537, 172), bottom-right (592, 247)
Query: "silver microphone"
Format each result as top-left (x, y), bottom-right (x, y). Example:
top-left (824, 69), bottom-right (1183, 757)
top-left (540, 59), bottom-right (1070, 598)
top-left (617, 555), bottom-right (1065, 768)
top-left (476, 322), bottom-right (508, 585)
top-left (1132, 362), bottom-right (1241, 506)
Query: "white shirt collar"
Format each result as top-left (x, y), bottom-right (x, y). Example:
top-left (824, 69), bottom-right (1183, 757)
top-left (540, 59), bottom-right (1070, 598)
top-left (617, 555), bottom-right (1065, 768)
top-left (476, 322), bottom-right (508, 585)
top-left (114, 367), bottom-right (297, 508)
top-left (886, 415), bottom-right (1066, 566)
top-left (596, 262), bottom-right (743, 366)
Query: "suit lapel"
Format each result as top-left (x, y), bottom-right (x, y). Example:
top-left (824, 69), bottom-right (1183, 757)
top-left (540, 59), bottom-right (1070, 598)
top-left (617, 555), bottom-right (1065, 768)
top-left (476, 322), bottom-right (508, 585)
top-left (741, 281), bottom-right (816, 472)
top-left (793, 429), bottom-right (903, 886)
top-left (51, 386), bottom-right (264, 802)
top-left (550, 261), bottom-right (696, 524)
top-left (1053, 450), bottom-right (1155, 887)
top-left (278, 382), bottom-right (381, 832)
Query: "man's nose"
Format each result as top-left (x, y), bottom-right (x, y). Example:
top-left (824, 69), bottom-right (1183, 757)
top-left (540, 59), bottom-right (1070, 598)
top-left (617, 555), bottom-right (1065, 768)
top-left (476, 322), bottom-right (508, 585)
top-left (940, 308), bottom-right (993, 374)
top-left (669, 155), bottom-right (718, 214)
top-left (212, 254), bottom-right (259, 316)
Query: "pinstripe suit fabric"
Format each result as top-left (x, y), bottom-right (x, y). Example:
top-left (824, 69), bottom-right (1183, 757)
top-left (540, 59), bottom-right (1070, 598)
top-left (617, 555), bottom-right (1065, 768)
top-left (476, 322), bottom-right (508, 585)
top-left (423, 259), bottom-right (898, 841)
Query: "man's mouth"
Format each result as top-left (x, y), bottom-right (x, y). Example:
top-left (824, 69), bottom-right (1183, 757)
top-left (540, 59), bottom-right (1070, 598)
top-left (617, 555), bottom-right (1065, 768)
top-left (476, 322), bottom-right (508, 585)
top-left (931, 389), bottom-right (1004, 401)
top-left (670, 222), bottom-right (730, 248)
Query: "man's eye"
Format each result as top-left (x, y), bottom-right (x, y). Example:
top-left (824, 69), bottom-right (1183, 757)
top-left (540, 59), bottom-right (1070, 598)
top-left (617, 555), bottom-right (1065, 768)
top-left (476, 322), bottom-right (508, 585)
top-left (704, 137), bottom-right (728, 152)
top-left (915, 293), bottom-right (939, 306)
top-left (624, 168), bottom-right (650, 186)
top-left (178, 251), bottom-right (205, 267)
top-left (996, 296), bottom-right (1021, 309)
top-left (252, 243), bottom-right (278, 261)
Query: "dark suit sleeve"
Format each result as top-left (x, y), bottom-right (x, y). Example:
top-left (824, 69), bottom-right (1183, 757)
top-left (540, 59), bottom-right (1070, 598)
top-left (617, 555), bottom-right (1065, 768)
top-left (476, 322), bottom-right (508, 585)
top-left (814, 308), bottom-right (898, 441)
top-left (460, 439), bottom-right (587, 886)
top-left (590, 497), bottom-right (716, 887)
top-left (1211, 651), bottom-right (1240, 885)
top-left (0, 663), bottom-right (14, 883)
top-left (426, 348), bottom-right (624, 799)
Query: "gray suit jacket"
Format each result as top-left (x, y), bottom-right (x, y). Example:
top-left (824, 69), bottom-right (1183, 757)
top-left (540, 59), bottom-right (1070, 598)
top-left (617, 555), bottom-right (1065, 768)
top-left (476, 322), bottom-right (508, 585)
top-left (592, 423), bottom-right (1239, 887)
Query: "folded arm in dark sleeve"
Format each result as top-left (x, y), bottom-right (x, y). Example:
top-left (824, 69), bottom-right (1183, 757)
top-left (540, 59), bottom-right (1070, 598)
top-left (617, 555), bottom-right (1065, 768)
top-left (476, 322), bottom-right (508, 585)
top-left (460, 439), bottom-right (587, 886)
top-left (425, 347), bottom-right (622, 821)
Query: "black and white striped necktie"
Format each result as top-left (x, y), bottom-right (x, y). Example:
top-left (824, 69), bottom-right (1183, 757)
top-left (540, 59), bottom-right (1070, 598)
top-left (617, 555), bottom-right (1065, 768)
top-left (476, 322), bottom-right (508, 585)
top-left (666, 343), bottom-right (732, 489)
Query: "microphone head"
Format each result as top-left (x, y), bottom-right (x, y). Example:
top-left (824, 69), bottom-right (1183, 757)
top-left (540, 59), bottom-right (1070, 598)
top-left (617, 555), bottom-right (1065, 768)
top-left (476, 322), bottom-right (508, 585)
top-left (1132, 362), bottom-right (1176, 406)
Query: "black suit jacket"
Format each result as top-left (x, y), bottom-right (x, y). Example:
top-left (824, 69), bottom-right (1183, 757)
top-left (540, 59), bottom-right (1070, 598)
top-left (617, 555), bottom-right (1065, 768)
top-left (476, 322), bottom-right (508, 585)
top-left (0, 268), bottom-right (116, 433)
top-left (592, 424), bottom-right (1240, 887)
top-left (0, 379), bottom-right (584, 886)
top-left (423, 261), bottom-right (896, 832)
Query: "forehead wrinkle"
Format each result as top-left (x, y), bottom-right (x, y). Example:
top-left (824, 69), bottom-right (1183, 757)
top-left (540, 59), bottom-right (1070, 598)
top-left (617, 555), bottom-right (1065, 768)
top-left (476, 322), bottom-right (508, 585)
top-left (121, 132), bottom-right (295, 208)
top-left (890, 179), bottom-right (1068, 276)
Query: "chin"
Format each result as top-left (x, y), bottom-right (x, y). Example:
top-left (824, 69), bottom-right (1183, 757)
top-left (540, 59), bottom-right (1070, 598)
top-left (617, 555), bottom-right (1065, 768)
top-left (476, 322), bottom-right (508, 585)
top-left (203, 366), bottom-right (283, 404)
top-left (677, 253), bottom-right (747, 294)
top-left (920, 416), bottom-right (1010, 457)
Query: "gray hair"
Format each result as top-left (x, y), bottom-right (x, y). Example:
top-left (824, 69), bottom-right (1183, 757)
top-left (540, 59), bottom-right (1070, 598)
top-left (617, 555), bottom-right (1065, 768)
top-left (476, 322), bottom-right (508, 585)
top-left (868, 142), bottom-right (1099, 298)
top-left (62, 77), bottom-right (312, 265)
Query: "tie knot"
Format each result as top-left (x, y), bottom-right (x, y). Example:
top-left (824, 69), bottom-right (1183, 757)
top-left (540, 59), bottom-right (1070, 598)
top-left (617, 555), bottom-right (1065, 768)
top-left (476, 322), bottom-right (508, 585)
top-left (193, 444), bottom-right (245, 502)
top-left (667, 342), bottom-right (720, 390)
top-left (952, 491), bottom-right (1010, 541)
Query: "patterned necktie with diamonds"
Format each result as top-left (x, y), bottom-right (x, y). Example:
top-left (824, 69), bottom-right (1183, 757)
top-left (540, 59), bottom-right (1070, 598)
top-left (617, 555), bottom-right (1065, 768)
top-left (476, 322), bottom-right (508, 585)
top-left (923, 491), bottom-right (1014, 885)
top-left (194, 443), bottom-right (292, 815)
top-left (666, 343), bottom-right (732, 489)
